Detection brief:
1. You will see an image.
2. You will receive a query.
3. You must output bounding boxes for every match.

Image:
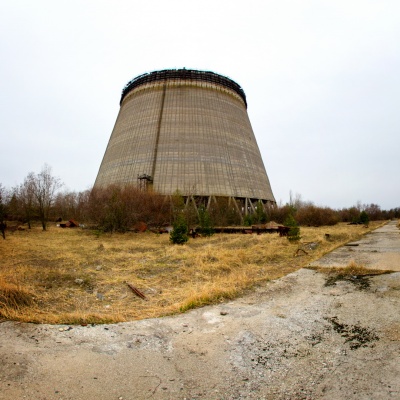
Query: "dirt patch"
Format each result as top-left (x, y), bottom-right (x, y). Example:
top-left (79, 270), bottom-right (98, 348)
top-left (325, 273), bottom-right (372, 289)
top-left (325, 316), bottom-right (379, 349)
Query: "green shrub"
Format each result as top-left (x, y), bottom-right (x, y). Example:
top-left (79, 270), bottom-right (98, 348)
top-left (284, 214), bottom-right (301, 242)
top-left (254, 200), bottom-right (267, 224)
top-left (198, 205), bottom-right (214, 237)
top-left (359, 211), bottom-right (369, 225)
top-left (243, 214), bottom-right (253, 226)
top-left (170, 214), bottom-right (189, 244)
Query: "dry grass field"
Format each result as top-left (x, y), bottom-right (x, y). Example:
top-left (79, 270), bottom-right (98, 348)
top-left (0, 221), bottom-right (386, 324)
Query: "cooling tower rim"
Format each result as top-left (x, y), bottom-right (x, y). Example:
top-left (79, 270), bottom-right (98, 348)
top-left (120, 68), bottom-right (247, 107)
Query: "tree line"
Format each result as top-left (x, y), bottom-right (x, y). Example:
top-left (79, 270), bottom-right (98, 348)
top-left (1, 165), bottom-right (399, 239)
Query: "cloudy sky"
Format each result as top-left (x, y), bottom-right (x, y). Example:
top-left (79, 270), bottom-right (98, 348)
top-left (1, 0), bottom-right (399, 209)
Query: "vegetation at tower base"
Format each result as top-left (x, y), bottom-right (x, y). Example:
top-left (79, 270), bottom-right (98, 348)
top-left (87, 185), bottom-right (170, 233)
top-left (284, 214), bottom-right (301, 242)
top-left (2, 164), bottom-right (400, 234)
top-left (3, 184), bottom-right (400, 234)
top-left (170, 213), bottom-right (189, 244)
top-left (197, 205), bottom-right (214, 237)
top-left (243, 200), bottom-right (268, 226)
top-left (207, 197), bottom-right (242, 227)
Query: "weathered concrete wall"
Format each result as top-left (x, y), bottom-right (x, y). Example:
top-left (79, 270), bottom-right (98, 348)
top-left (94, 71), bottom-right (275, 202)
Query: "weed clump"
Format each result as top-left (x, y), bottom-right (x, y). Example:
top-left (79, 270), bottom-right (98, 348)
top-left (0, 279), bottom-right (34, 318)
top-left (310, 261), bottom-right (393, 290)
top-left (179, 287), bottom-right (237, 312)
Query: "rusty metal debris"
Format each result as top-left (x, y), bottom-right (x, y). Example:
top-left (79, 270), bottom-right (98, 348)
top-left (294, 248), bottom-right (309, 257)
top-left (127, 283), bottom-right (147, 300)
top-left (208, 223), bottom-right (288, 235)
top-left (59, 219), bottom-right (79, 228)
top-left (294, 241), bottom-right (320, 257)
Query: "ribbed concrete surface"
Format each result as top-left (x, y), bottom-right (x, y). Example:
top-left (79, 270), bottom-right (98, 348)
top-left (94, 70), bottom-right (275, 202)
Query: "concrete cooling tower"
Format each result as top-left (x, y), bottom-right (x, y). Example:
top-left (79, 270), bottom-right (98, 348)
top-left (94, 69), bottom-right (275, 209)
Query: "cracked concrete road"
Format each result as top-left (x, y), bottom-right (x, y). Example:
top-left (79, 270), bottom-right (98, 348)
top-left (309, 220), bottom-right (400, 271)
top-left (1, 221), bottom-right (399, 399)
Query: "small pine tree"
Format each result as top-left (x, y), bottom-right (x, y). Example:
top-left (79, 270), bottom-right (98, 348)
top-left (254, 200), bottom-right (267, 224)
top-left (359, 211), bottom-right (369, 225)
top-left (198, 205), bottom-right (214, 237)
top-left (284, 214), bottom-right (301, 242)
top-left (243, 214), bottom-right (253, 226)
top-left (170, 214), bottom-right (189, 244)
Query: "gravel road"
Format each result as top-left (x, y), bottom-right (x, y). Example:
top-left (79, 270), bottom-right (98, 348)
top-left (1, 221), bottom-right (399, 400)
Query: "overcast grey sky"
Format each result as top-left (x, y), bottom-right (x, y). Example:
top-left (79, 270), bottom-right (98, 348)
top-left (1, 0), bottom-right (399, 209)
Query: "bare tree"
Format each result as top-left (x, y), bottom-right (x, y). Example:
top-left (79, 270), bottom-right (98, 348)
top-left (0, 184), bottom-right (8, 239)
top-left (31, 164), bottom-right (63, 230)
top-left (13, 173), bottom-right (36, 229)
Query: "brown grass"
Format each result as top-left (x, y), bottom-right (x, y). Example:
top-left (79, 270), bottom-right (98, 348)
top-left (0, 221), bottom-right (387, 324)
top-left (308, 260), bottom-right (393, 277)
top-left (307, 260), bottom-right (393, 289)
top-left (0, 275), bottom-right (34, 320)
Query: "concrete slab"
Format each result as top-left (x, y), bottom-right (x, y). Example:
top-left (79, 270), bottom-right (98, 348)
top-left (309, 220), bottom-right (400, 271)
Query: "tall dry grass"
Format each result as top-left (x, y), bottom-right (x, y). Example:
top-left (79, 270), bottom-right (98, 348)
top-left (0, 221), bottom-right (386, 324)
top-left (0, 275), bottom-right (34, 320)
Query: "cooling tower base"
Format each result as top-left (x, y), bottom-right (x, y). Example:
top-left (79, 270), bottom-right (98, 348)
top-left (175, 195), bottom-right (275, 224)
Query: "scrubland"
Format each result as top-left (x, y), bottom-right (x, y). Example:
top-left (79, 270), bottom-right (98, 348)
top-left (0, 221), bottom-right (385, 324)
